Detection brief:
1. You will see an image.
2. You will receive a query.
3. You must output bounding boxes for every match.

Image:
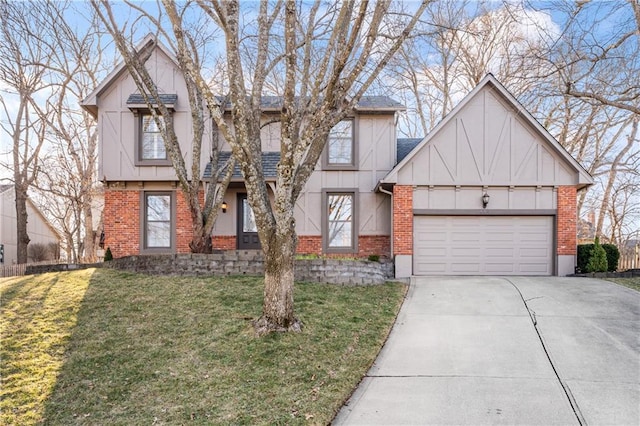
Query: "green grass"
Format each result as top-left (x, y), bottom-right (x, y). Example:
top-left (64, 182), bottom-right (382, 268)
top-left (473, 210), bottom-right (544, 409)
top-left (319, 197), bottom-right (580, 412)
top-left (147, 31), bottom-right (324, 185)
top-left (606, 277), bottom-right (640, 292)
top-left (1, 269), bottom-right (405, 425)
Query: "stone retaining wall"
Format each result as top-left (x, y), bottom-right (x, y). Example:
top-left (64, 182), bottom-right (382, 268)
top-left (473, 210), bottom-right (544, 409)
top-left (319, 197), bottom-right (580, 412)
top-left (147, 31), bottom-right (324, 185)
top-left (570, 269), bottom-right (640, 278)
top-left (103, 251), bottom-right (394, 285)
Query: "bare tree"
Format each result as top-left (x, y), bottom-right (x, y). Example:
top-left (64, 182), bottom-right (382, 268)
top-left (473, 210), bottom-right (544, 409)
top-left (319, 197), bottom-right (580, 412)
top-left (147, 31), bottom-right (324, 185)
top-left (0, 0), bottom-right (54, 263)
top-left (92, 1), bottom-right (235, 254)
top-left (93, 0), bottom-right (429, 333)
top-left (194, 0), bottom-right (429, 333)
top-left (29, 3), bottom-right (106, 262)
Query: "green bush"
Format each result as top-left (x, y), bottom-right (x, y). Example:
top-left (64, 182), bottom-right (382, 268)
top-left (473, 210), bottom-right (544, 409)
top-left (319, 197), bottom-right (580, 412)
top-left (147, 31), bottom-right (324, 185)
top-left (104, 247), bottom-right (113, 262)
top-left (602, 244), bottom-right (619, 272)
top-left (577, 244), bottom-right (593, 273)
top-left (586, 237), bottom-right (608, 273)
top-left (578, 242), bottom-right (620, 272)
top-left (367, 254), bottom-right (380, 262)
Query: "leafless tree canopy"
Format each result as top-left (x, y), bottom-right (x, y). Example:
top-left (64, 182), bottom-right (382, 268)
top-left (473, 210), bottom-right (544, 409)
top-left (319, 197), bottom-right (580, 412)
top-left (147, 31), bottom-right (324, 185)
top-left (0, 0), bottom-right (637, 329)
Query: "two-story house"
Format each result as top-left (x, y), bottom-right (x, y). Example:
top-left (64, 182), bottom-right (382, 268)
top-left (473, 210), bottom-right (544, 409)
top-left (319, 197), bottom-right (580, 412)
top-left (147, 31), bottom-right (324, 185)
top-left (81, 37), bottom-right (592, 277)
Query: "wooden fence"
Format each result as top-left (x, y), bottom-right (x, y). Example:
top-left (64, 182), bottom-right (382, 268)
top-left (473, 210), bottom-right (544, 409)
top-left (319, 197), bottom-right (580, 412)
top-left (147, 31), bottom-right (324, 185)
top-left (619, 252), bottom-right (639, 271)
top-left (0, 260), bottom-right (63, 278)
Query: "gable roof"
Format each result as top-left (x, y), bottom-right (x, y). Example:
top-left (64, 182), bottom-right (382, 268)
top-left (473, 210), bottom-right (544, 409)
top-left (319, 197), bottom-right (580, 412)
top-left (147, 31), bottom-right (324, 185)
top-left (380, 74), bottom-right (594, 190)
top-left (80, 34), bottom-right (177, 118)
top-left (0, 185), bottom-right (62, 241)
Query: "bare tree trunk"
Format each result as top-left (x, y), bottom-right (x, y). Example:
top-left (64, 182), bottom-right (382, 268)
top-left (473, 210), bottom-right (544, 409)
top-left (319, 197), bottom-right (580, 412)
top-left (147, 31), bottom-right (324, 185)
top-left (255, 224), bottom-right (300, 333)
top-left (14, 187), bottom-right (30, 263)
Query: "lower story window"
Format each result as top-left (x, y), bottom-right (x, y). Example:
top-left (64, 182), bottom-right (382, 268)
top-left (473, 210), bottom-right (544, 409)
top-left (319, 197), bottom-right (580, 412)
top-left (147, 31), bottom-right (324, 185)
top-left (323, 190), bottom-right (358, 253)
top-left (143, 192), bottom-right (174, 251)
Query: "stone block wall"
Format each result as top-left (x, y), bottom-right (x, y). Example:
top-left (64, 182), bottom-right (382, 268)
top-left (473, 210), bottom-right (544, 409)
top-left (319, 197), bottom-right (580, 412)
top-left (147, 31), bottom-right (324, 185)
top-left (104, 251), bottom-right (394, 285)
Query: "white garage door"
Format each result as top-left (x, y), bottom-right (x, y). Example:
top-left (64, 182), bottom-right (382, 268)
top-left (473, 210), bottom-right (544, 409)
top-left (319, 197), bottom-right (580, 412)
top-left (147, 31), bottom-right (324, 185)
top-left (413, 216), bottom-right (553, 276)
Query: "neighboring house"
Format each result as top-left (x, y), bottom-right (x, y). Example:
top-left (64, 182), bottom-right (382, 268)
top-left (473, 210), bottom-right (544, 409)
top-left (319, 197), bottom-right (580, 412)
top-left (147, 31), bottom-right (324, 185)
top-left (81, 37), bottom-right (593, 277)
top-left (0, 185), bottom-right (61, 265)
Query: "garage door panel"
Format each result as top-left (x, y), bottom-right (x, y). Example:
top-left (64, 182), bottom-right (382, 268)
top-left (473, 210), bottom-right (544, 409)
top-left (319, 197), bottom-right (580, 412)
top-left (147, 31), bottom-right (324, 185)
top-left (451, 263), bottom-right (481, 273)
top-left (485, 248), bottom-right (514, 257)
top-left (485, 263), bottom-right (515, 273)
top-left (413, 216), bottom-right (553, 276)
top-left (451, 247), bottom-right (483, 256)
top-left (520, 247), bottom-right (549, 257)
top-left (521, 232), bottom-right (549, 242)
top-left (520, 263), bottom-right (549, 273)
top-left (486, 233), bottom-right (515, 242)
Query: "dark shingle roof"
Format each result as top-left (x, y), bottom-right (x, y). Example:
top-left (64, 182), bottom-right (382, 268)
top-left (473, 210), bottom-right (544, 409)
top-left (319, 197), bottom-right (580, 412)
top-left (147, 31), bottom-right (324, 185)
top-left (215, 95), bottom-right (404, 111)
top-left (204, 138), bottom-right (423, 180)
top-left (203, 152), bottom-right (280, 180)
top-left (126, 93), bottom-right (178, 105)
top-left (356, 96), bottom-right (405, 110)
top-left (397, 138), bottom-right (422, 163)
top-left (0, 184), bottom-right (12, 194)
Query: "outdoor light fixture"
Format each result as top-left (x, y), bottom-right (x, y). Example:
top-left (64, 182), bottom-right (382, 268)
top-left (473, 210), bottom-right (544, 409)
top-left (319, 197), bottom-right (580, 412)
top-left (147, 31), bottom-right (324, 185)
top-left (482, 192), bottom-right (490, 209)
top-left (221, 201), bottom-right (228, 213)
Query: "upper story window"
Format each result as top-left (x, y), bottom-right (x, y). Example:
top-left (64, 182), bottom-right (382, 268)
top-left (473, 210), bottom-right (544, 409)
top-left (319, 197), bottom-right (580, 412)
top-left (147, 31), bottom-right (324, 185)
top-left (323, 119), bottom-right (357, 170)
top-left (133, 112), bottom-right (173, 166)
top-left (127, 93), bottom-right (176, 166)
top-left (141, 114), bottom-right (166, 160)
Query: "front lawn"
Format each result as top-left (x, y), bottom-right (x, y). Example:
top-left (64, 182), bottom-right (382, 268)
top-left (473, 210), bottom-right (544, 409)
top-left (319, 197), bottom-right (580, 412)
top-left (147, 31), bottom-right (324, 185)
top-left (1, 269), bottom-right (405, 425)
top-left (606, 277), bottom-right (640, 292)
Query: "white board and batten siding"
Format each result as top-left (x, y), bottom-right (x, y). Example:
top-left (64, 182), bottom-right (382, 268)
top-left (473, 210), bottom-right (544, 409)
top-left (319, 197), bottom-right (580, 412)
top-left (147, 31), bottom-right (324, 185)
top-left (413, 216), bottom-right (553, 276)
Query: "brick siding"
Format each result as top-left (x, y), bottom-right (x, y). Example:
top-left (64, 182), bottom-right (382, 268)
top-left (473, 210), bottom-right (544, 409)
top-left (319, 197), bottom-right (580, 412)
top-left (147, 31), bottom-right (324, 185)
top-left (296, 235), bottom-right (390, 258)
top-left (107, 188), bottom-right (390, 258)
top-left (103, 189), bottom-right (140, 258)
top-left (557, 186), bottom-right (577, 255)
top-left (393, 185), bottom-right (413, 255)
top-left (176, 190), bottom-right (194, 253)
top-left (212, 236), bottom-right (236, 250)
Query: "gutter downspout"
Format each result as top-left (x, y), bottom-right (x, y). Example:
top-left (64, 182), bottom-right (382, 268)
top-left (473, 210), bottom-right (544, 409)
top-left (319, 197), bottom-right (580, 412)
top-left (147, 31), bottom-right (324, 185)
top-left (377, 184), bottom-right (394, 259)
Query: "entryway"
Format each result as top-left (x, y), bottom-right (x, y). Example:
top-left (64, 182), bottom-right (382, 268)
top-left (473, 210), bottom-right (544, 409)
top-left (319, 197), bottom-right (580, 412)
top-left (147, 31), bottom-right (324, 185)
top-left (237, 193), bottom-right (261, 249)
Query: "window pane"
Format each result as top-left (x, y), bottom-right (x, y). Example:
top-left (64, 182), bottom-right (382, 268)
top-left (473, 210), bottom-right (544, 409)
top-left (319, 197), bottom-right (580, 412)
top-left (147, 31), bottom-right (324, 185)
top-left (147, 195), bottom-right (171, 221)
top-left (327, 194), bottom-right (353, 248)
top-left (147, 222), bottom-right (171, 247)
top-left (328, 221), bottom-right (352, 247)
top-left (328, 194), bottom-right (352, 221)
top-left (141, 115), bottom-right (166, 160)
top-left (142, 115), bottom-right (160, 132)
top-left (243, 199), bottom-right (257, 232)
top-left (328, 121), bottom-right (353, 164)
top-left (145, 194), bottom-right (171, 249)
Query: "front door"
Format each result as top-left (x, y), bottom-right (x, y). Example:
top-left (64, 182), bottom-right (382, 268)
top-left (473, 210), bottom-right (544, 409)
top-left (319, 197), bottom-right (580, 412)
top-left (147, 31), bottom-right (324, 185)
top-left (237, 193), bottom-right (261, 249)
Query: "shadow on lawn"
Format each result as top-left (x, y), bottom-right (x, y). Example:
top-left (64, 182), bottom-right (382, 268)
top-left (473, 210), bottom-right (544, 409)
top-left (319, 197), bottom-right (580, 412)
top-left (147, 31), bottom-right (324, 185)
top-left (0, 270), bottom-right (93, 426)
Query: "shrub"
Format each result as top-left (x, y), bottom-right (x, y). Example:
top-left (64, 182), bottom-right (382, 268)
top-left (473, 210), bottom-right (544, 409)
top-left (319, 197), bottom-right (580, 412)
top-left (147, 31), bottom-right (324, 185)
top-left (27, 243), bottom-right (57, 262)
top-left (104, 247), bottom-right (113, 261)
top-left (367, 254), bottom-right (380, 262)
top-left (601, 244), bottom-right (620, 272)
top-left (578, 242), bottom-right (620, 272)
top-left (586, 237), bottom-right (608, 273)
top-left (577, 244), bottom-right (593, 273)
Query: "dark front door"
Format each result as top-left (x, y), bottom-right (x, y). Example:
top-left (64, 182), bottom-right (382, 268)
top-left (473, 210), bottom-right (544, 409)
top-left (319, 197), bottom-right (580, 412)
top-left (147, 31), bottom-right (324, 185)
top-left (237, 193), bottom-right (261, 249)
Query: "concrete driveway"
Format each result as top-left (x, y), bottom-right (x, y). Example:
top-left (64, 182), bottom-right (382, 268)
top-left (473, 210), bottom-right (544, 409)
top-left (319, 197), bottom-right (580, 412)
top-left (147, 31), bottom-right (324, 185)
top-left (333, 276), bottom-right (640, 425)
